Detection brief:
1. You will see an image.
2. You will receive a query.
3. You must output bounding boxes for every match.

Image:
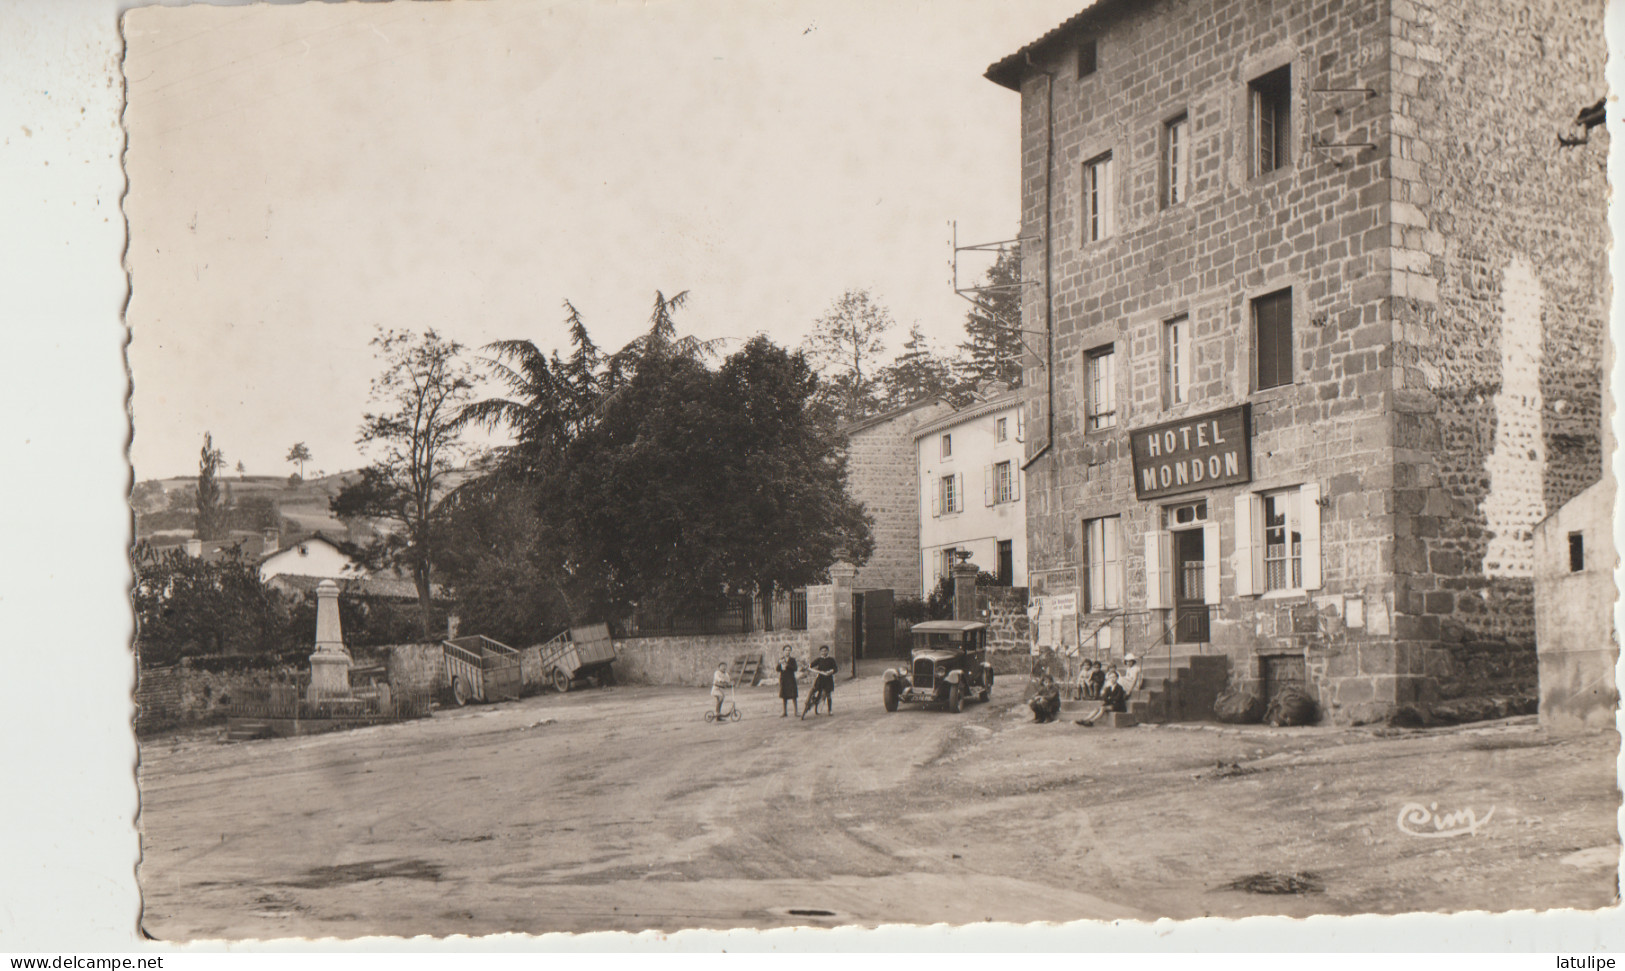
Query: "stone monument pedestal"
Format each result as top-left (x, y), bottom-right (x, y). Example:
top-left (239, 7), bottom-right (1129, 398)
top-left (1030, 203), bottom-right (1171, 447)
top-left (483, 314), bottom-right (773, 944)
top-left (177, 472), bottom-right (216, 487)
top-left (307, 578), bottom-right (353, 702)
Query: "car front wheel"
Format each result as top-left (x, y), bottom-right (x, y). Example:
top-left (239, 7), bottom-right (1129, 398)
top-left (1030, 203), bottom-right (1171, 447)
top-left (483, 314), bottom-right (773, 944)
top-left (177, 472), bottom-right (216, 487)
top-left (883, 680), bottom-right (900, 712)
top-left (946, 682), bottom-right (964, 714)
top-left (980, 670), bottom-right (994, 702)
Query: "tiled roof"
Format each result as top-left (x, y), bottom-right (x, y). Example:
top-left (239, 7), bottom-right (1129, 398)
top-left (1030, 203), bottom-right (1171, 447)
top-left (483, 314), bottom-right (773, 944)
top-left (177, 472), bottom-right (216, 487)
top-left (984, 1), bottom-right (1122, 90)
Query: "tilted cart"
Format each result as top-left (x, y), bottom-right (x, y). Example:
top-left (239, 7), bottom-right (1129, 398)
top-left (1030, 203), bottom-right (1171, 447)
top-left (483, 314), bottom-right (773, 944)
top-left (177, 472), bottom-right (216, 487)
top-left (442, 634), bottom-right (523, 705)
top-left (536, 623), bottom-right (617, 692)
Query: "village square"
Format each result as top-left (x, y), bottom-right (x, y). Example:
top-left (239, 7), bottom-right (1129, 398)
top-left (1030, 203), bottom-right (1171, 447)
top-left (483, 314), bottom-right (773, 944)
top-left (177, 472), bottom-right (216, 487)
top-left (122, 0), bottom-right (1619, 942)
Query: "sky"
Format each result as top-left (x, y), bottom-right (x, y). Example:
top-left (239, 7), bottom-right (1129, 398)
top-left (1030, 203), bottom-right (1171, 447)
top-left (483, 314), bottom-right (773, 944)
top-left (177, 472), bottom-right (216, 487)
top-left (123, 0), bottom-right (1086, 481)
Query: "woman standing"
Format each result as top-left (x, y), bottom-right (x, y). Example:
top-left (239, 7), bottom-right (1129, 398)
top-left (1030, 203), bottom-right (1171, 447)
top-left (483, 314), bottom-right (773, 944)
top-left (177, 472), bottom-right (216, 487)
top-left (776, 644), bottom-right (799, 717)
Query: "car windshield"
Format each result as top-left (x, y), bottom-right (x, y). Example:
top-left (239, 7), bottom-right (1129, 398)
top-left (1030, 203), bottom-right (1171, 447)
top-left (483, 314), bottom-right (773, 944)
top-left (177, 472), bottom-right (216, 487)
top-left (915, 631), bottom-right (972, 651)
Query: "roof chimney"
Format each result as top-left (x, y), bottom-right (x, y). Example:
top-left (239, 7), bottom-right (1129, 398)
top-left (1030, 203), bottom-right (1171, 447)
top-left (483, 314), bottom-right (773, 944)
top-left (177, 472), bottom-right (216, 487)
top-left (262, 528), bottom-right (279, 556)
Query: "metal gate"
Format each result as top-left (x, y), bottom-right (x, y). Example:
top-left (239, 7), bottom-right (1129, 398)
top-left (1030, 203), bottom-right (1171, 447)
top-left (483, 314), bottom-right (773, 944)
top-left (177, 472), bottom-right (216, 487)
top-left (861, 588), bottom-right (898, 658)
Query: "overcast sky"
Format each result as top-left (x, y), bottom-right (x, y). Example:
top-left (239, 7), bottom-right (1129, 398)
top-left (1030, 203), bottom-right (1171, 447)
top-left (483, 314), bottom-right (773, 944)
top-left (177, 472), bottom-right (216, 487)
top-left (124, 0), bottom-right (1085, 481)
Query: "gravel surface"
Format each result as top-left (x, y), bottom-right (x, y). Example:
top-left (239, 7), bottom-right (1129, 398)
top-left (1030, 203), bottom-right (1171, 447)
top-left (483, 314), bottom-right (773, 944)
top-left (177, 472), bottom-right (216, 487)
top-left (137, 675), bottom-right (1620, 940)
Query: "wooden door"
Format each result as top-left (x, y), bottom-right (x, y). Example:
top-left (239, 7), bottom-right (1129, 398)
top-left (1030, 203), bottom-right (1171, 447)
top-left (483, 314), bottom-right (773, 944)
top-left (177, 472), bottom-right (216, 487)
top-left (1173, 529), bottom-right (1209, 643)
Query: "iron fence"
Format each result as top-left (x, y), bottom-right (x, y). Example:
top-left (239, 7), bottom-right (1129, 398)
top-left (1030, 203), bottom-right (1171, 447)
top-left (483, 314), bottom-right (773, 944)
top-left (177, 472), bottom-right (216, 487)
top-left (620, 591), bottom-right (810, 638)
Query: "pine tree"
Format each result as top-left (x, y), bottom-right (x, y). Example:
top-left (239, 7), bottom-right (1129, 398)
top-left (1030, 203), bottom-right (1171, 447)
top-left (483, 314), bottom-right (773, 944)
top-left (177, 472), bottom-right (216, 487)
top-left (877, 323), bottom-right (954, 410)
top-left (958, 246), bottom-right (1025, 390)
top-left (194, 432), bottom-right (227, 541)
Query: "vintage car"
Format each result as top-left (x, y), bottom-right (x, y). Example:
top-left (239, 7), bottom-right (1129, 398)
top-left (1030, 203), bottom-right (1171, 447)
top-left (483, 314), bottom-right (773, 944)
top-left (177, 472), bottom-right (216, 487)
top-left (881, 619), bottom-right (994, 713)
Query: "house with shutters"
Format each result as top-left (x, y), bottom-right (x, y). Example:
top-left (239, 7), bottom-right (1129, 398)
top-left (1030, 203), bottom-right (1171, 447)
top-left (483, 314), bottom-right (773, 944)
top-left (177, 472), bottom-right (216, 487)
top-left (915, 386), bottom-right (1027, 598)
top-left (986, 0), bottom-right (1608, 719)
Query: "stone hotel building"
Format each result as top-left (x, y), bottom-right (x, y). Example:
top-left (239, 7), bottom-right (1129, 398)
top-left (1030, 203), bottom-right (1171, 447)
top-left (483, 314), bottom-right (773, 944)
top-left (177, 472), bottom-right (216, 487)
top-left (987, 0), bottom-right (1608, 719)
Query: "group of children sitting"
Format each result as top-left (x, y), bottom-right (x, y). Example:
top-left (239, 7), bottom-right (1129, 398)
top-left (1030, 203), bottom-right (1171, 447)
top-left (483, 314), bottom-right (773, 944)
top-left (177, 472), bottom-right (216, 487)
top-left (1028, 653), bottom-right (1142, 725)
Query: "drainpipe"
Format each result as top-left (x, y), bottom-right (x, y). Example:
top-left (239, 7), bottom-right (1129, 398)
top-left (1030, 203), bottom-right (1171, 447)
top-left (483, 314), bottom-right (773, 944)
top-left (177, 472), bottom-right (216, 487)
top-left (1020, 51), bottom-right (1057, 473)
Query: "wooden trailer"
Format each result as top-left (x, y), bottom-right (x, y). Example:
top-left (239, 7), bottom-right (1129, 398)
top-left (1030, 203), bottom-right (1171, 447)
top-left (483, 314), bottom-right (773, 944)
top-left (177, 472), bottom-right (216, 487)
top-left (535, 623), bottom-right (617, 692)
top-left (442, 635), bottom-right (523, 705)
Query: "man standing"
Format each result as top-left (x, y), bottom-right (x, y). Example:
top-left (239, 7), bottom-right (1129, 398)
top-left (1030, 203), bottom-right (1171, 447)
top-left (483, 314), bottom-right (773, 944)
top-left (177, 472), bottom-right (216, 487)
top-left (805, 644), bottom-right (838, 717)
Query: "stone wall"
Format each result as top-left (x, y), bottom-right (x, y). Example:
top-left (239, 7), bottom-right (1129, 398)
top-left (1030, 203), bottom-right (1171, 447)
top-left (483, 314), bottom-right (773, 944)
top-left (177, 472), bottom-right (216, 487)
top-left (979, 586), bottom-right (1030, 655)
top-left (844, 403), bottom-right (950, 596)
top-left (136, 661), bottom-right (308, 736)
top-left (1533, 479), bottom-right (1617, 732)
top-left (609, 583), bottom-right (841, 687)
top-left (1390, 0), bottom-right (1609, 662)
top-left (385, 642), bottom-right (449, 696)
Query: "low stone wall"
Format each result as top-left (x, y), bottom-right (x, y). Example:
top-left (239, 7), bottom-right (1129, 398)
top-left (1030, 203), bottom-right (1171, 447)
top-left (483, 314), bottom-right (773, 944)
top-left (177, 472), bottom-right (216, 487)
top-left (979, 586), bottom-right (1030, 653)
top-left (615, 630), bottom-right (819, 687)
top-left (385, 642), bottom-right (448, 695)
top-left (136, 661), bottom-right (308, 736)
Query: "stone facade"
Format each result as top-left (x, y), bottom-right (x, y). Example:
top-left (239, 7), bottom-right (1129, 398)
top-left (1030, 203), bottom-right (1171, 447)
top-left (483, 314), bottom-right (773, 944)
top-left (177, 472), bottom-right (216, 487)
top-left (988, 0), bottom-right (1607, 722)
top-left (843, 400), bottom-right (953, 596)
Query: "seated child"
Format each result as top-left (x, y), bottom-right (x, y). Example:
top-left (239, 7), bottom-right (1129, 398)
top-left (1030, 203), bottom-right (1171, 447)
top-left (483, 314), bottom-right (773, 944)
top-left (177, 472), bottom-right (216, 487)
top-left (1029, 676), bottom-right (1062, 723)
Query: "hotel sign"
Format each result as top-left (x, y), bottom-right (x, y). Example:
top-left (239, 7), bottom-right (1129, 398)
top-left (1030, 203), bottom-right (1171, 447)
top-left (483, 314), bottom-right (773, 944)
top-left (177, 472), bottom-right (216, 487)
top-left (1129, 405), bottom-right (1252, 501)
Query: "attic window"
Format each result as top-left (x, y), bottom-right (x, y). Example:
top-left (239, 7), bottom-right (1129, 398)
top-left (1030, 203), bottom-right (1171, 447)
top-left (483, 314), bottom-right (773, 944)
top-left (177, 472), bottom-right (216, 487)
top-left (1077, 39), bottom-right (1097, 78)
top-left (1569, 532), bottom-right (1585, 572)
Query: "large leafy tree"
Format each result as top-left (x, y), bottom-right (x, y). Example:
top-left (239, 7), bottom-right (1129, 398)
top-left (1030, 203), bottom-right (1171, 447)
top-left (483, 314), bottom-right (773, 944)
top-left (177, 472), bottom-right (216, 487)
top-left (711, 337), bottom-right (873, 604)
top-left (455, 299), bottom-right (870, 630)
top-left (132, 542), bottom-right (289, 665)
top-left (332, 328), bottom-right (474, 636)
top-left (801, 288), bottom-right (893, 422)
top-left (194, 431), bottom-right (227, 541)
top-left (957, 246), bottom-right (1025, 390)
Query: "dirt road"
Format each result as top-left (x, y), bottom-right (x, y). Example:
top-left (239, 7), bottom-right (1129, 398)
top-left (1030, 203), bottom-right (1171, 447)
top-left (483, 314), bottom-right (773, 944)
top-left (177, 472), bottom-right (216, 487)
top-left (138, 675), bottom-right (1619, 940)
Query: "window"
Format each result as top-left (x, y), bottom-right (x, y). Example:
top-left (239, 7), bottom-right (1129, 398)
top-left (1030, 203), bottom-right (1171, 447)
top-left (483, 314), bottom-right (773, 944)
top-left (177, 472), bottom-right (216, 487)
top-left (992, 461), bottom-right (1015, 504)
top-left (1162, 113), bottom-right (1189, 207)
top-left (996, 417), bottom-right (1008, 442)
top-left (936, 473), bottom-right (961, 515)
top-left (1233, 484), bottom-right (1322, 596)
top-left (1570, 532), bottom-right (1586, 572)
top-left (941, 434), bottom-right (952, 458)
top-left (1163, 315), bottom-right (1190, 407)
top-left (1253, 288), bottom-right (1293, 391)
top-left (1077, 39), bottom-right (1097, 78)
top-left (1083, 152), bottom-right (1115, 242)
top-left (1251, 65), bottom-right (1291, 176)
top-left (1261, 490), bottom-right (1302, 591)
top-left (941, 547), bottom-right (961, 585)
top-left (1162, 499), bottom-right (1208, 528)
top-left (997, 540), bottom-right (1014, 586)
top-left (1086, 345), bottom-right (1117, 430)
top-left (1083, 516), bottom-right (1123, 612)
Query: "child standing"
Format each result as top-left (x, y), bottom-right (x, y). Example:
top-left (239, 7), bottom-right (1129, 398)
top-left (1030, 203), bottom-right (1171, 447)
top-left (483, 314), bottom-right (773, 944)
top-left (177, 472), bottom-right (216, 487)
top-left (711, 662), bottom-right (732, 721)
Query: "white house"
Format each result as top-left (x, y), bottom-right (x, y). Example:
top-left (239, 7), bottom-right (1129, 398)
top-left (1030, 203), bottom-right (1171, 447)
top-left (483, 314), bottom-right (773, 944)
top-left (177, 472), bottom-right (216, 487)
top-left (915, 386), bottom-right (1026, 597)
top-left (257, 534), bottom-right (365, 584)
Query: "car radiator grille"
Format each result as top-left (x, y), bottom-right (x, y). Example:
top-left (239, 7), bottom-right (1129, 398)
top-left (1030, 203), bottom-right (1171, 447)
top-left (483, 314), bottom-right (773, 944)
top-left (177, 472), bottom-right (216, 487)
top-left (912, 658), bottom-right (935, 688)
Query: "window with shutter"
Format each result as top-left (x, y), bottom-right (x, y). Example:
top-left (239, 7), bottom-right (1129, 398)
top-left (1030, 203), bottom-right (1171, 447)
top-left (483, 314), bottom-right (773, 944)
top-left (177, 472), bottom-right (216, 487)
top-left (1144, 529), bottom-right (1172, 610)
top-left (1253, 289), bottom-right (1292, 390)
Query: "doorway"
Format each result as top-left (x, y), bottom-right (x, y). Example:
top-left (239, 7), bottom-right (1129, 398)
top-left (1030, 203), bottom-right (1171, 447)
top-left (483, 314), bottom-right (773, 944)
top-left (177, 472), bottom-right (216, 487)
top-left (1173, 529), bottom-right (1209, 643)
top-left (857, 588), bottom-right (899, 659)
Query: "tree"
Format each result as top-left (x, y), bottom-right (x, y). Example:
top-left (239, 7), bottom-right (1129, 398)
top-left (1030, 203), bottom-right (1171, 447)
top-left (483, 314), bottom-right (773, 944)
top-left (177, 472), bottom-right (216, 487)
top-left (548, 335), bottom-right (871, 620)
top-left (331, 328), bottom-right (474, 636)
top-left (235, 460), bottom-right (246, 479)
top-left (710, 337), bottom-right (874, 604)
top-left (877, 323), bottom-right (955, 410)
top-left (802, 289), bottom-right (893, 422)
top-left (957, 246), bottom-right (1025, 391)
top-left (194, 432), bottom-right (227, 541)
top-left (132, 542), bottom-right (291, 665)
top-left (285, 442), bottom-right (312, 479)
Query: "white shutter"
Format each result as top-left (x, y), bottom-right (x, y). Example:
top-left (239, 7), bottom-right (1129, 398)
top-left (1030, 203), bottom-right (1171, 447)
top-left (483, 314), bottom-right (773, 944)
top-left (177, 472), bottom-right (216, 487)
top-left (955, 473), bottom-right (964, 513)
top-left (1203, 522), bottom-right (1221, 605)
top-left (1234, 494), bottom-right (1256, 596)
top-left (984, 465), bottom-right (994, 507)
top-left (1012, 467), bottom-right (1022, 502)
top-left (1144, 530), bottom-right (1172, 609)
top-left (931, 479), bottom-right (940, 517)
top-left (1101, 156), bottom-right (1116, 238)
top-left (1300, 481), bottom-right (1323, 590)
